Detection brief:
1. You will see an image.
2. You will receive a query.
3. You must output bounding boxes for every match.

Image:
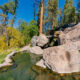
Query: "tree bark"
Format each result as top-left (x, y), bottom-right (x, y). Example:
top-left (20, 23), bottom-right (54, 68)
top-left (39, 0), bottom-right (44, 35)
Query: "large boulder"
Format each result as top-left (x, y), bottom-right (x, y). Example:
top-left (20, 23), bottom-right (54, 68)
top-left (29, 46), bottom-right (43, 55)
top-left (20, 46), bottom-right (31, 52)
top-left (20, 46), bottom-right (43, 55)
top-left (36, 59), bottom-right (46, 68)
top-left (59, 23), bottom-right (80, 44)
top-left (31, 36), bottom-right (38, 47)
top-left (43, 41), bottom-right (80, 73)
top-left (37, 34), bottom-right (49, 47)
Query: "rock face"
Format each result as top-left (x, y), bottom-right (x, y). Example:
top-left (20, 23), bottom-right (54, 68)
top-left (20, 46), bottom-right (43, 55)
top-left (37, 34), bottom-right (49, 47)
top-left (31, 34), bottom-right (49, 47)
top-left (31, 36), bottom-right (38, 47)
top-left (30, 46), bottom-right (43, 55)
top-left (0, 51), bottom-right (17, 68)
top-left (36, 59), bottom-right (46, 68)
top-left (20, 46), bottom-right (31, 52)
top-left (43, 41), bottom-right (80, 73)
top-left (59, 23), bottom-right (80, 44)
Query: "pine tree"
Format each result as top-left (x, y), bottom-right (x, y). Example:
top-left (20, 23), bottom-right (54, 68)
top-left (47, 0), bottom-right (58, 29)
top-left (37, 2), bottom-right (41, 28)
top-left (37, 2), bottom-right (46, 33)
top-left (63, 0), bottom-right (76, 24)
top-left (10, 0), bottom-right (18, 27)
top-left (58, 8), bottom-right (63, 26)
top-left (77, 0), bottom-right (80, 22)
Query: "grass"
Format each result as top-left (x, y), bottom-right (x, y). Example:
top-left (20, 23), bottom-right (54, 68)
top-left (0, 47), bottom-right (21, 64)
top-left (0, 51), bottom-right (9, 63)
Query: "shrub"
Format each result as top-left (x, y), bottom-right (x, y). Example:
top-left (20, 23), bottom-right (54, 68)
top-left (0, 27), bottom-right (25, 50)
top-left (0, 35), bottom-right (7, 50)
top-left (17, 20), bottom-right (39, 44)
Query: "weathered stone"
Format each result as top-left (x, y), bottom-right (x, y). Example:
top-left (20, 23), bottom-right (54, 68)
top-left (59, 23), bottom-right (80, 44)
top-left (30, 46), bottom-right (43, 55)
top-left (0, 51), bottom-right (17, 68)
top-left (37, 34), bottom-right (49, 47)
top-left (43, 41), bottom-right (80, 73)
top-left (0, 62), bottom-right (13, 68)
top-left (31, 36), bottom-right (38, 47)
top-left (20, 46), bottom-right (31, 52)
top-left (36, 59), bottom-right (46, 68)
top-left (20, 46), bottom-right (43, 55)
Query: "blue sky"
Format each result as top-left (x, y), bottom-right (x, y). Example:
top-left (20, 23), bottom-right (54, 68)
top-left (0, 0), bottom-right (78, 27)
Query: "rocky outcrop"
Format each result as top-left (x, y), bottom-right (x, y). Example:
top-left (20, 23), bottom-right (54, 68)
top-left (59, 23), bottom-right (80, 44)
top-left (0, 45), bottom-right (43, 68)
top-left (31, 36), bottom-right (38, 47)
top-left (31, 34), bottom-right (49, 47)
top-left (36, 59), bottom-right (46, 68)
top-left (30, 46), bottom-right (43, 55)
top-left (20, 46), bottom-right (43, 55)
top-left (43, 41), bottom-right (80, 73)
top-left (37, 34), bottom-right (49, 47)
top-left (20, 46), bottom-right (31, 52)
top-left (0, 51), bottom-right (17, 68)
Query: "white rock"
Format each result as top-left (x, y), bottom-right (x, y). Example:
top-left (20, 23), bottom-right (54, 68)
top-left (30, 46), bottom-right (43, 55)
top-left (43, 41), bottom-right (80, 73)
top-left (36, 59), bottom-right (46, 68)
top-left (37, 34), bottom-right (49, 47)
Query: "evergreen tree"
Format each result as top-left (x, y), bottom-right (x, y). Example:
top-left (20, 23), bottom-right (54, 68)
top-left (37, 2), bottom-right (41, 28)
top-left (47, 0), bottom-right (58, 29)
top-left (58, 8), bottom-right (63, 26)
top-left (63, 0), bottom-right (76, 24)
top-left (77, 0), bottom-right (80, 22)
top-left (10, 0), bottom-right (18, 27)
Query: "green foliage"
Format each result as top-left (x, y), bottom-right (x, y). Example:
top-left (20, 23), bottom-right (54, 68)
top-left (37, 2), bottom-right (41, 27)
top-left (0, 35), bottom-right (7, 50)
top-left (53, 26), bottom-right (56, 31)
top-left (77, 0), bottom-right (80, 22)
top-left (7, 27), bottom-right (25, 47)
top-left (17, 20), bottom-right (39, 44)
top-left (47, 0), bottom-right (58, 27)
top-left (0, 27), bottom-right (25, 50)
top-left (63, 0), bottom-right (77, 24)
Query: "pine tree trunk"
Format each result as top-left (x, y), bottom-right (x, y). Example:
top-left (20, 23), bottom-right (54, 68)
top-left (39, 0), bottom-right (44, 35)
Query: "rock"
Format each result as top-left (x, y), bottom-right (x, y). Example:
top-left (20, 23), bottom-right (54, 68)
top-left (30, 46), bottom-right (43, 55)
top-left (36, 59), bottom-right (46, 68)
top-left (0, 62), bottom-right (13, 68)
top-left (0, 51), bottom-right (17, 68)
top-left (59, 23), bottom-right (80, 44)
top-left (37, 34), bottom-right (49, 47)
top-left (43, 41), bottom-right (80, 73)
top-left (31, 36), bottom-right (38, 47)
top-left (20, 46), bottom-right (31, 52)
top-left (20, 46), bottom-right (43, 55)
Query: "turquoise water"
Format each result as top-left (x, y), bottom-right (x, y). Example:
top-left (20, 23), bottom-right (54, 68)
top-left (0, 52), bottom-right (80, 80)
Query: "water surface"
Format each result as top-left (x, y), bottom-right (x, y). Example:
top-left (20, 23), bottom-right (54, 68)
top-left (0, 52), bottom-right (80, 80)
